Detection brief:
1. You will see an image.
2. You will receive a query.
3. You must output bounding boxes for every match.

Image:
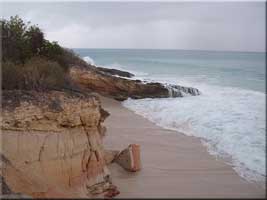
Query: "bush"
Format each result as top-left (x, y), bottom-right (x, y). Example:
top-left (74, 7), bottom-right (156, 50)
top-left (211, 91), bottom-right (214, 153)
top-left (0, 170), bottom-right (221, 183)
top-left (2, 57), bottom-right (66, 91)
top-left (2, 62), bottom-right (24, 90)
top-left (1, 16), bottom-right (90, 91)
top-left (1, 16), bottom-right (90, 71)
top-left (23, 57), bottom-right (65, 90)
top-left (1, 15), bottom-right (43, 64)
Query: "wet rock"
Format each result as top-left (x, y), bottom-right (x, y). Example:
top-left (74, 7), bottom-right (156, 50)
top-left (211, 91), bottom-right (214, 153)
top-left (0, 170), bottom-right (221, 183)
top-left (97, 67), bottom-right (134, 78)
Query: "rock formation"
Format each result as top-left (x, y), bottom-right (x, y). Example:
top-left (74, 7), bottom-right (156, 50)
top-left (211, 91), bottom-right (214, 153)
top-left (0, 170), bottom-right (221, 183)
top-left (0, 90), bottom-right (118, 198)
top-left (70, 66), bottom-right (200, 101)
top-left (97, 67), bottom-right (134, 78)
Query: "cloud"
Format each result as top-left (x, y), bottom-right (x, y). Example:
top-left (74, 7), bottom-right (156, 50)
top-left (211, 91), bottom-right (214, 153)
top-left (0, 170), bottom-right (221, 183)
top-left (1, 2), bottom-right (265, 51)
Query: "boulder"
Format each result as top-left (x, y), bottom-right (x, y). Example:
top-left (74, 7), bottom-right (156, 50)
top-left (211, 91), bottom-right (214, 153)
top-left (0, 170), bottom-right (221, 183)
top-left (114, 144), bottom-right (141, 172)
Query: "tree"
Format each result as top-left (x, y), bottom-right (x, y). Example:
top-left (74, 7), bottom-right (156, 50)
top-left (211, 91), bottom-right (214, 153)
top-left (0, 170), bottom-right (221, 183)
top-left (1, 15), bottom-right (46, 63)
top-left (1, 15), bottom-right (29, 63)
top-left (25, 25), bottom-right (45, 56)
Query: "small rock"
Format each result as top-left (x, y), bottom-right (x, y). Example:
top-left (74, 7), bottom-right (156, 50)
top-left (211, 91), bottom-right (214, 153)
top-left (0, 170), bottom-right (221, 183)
top-left (114, 144), bottom-right (141, 172)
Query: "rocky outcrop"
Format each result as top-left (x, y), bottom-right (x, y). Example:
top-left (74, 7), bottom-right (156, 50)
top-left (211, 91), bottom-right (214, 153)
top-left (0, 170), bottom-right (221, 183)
top-left (0, 90), bottom-right (118, 198)
top-left (97, 67), bottom-right (134, 78)
top-left (70, 66), bottom-right (200, 101)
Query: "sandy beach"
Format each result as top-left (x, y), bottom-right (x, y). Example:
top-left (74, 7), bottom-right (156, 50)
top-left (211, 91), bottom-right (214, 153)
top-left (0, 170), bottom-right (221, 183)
top-left (101, 96), bottom-right (265, 198)
top-left (2, 4), bottom-right (265, 198)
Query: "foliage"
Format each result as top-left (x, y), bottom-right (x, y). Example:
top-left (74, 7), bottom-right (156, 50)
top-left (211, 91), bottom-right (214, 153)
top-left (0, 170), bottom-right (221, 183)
top-left (1, 15), bottom-right (89, 91)
top-left (1, 15), bottom-right (89, 68)
top-left (2, 57), bottom-right (66, 91)
top-left (1, 15), bottom-right (29, 63)
top-left (2, 61), bottom-right (24, 90)
top-left (23, 57), bottom-right (65, 90)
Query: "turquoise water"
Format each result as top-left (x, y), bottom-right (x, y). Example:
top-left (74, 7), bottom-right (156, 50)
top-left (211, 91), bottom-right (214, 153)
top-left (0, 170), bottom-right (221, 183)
top-left (74, 49), bottom-right (265, 92)
top-left (74, 48), bottom-right (266, 185)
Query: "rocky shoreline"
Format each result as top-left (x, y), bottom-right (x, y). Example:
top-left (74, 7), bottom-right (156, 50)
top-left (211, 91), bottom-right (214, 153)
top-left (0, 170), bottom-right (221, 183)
top-left (70, 65), bottom-right (200, 101)
top-left (1, 65), bottom-right (201, 198)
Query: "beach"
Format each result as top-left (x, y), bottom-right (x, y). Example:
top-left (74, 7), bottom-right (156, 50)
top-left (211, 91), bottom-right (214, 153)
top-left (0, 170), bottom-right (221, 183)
top-left (101, 95), bottom-right (265, 198)
top-left (2, 3), bottom-right (265, 198)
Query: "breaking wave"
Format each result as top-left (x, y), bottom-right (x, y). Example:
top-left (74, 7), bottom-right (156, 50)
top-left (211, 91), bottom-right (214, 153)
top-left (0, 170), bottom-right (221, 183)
top-left (123, 82), bottom-right (266, 186)
top-left (83, 56), bottom-right (95, 65)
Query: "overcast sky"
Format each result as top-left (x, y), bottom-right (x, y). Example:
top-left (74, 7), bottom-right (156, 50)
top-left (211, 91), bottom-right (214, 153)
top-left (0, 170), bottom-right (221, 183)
top-left (1, 1), bottom-right (266, 52)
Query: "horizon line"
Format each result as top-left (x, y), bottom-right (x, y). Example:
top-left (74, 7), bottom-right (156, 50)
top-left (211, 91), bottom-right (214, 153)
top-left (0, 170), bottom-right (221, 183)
top-left (70, 47), bottom-right (266, 53)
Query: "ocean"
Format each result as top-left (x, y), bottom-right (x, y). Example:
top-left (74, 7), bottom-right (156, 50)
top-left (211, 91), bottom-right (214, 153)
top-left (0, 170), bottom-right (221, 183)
top-left (74, 48), bottom-right (266, 185)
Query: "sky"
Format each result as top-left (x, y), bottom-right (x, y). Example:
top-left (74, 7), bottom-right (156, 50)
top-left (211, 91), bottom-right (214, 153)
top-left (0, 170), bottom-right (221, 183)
top-left (1, 1), bottom-right (266, 52)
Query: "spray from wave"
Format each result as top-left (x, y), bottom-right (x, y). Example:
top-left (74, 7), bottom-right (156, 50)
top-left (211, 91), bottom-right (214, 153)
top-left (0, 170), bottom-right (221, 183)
top-left (83, 56), bottom-right (95, 65)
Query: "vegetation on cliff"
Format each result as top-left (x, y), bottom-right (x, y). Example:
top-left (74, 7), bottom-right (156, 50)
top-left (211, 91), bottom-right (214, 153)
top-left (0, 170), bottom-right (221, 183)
top-left (1, 15), bottom-right (89, 91)
top-left (1, 16), bottom-right (200, 100)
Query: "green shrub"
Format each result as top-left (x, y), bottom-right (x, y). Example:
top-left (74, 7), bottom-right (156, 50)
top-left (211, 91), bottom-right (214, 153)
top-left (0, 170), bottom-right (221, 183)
top-left (2, 61), bottom-right (24, 90)
top-left (23, 57), bottom-right (65, 90)
top-left (1, 16), bottom-right (90, 91)
top-left (1, 15), bottom-right (39, 63)
top-left (1, 15), bottom-right (89, 71)
top-left (2, 57), bottom-right (66, 91)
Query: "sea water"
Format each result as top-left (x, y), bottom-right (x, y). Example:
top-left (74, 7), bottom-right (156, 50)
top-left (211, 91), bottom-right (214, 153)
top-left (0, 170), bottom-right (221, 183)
top-left (74, 48), bottom-right (266, 185)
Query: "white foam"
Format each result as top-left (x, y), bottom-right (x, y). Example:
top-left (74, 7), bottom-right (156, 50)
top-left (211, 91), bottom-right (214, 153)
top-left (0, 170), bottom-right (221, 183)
top-left (123, 82), bottom-right (266, 186)
top-left (83, 56), bottom-right (95, 65)
top-left (81, 54), bottom-right (265, 185)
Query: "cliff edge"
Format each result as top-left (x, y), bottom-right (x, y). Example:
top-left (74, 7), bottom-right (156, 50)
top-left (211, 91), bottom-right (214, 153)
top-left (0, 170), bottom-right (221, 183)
top-left (1, 90), bottom-right (117, 198)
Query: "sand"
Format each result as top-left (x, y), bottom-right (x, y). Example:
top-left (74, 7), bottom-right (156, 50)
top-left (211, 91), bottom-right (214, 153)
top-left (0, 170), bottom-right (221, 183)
top-left (100, 96), bottom-right (265, 198)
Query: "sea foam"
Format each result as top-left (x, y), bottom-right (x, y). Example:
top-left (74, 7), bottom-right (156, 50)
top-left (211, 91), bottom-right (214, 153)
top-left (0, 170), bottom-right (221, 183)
top-left (80, 51), bottom-right (265, 186)
top-left (123, 81), bottom-right (266, 186)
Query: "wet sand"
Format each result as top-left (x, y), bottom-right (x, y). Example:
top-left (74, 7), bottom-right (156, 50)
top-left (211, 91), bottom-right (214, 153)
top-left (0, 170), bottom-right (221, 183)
top-left (100, 96), bottom-right (265, 198)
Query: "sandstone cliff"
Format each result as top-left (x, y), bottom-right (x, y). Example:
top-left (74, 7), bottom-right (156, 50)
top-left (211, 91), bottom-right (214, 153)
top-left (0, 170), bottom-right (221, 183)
top-left (1, 90), bottom-right (117, 198)
top-left (70, 66), bottom-right (200, 101)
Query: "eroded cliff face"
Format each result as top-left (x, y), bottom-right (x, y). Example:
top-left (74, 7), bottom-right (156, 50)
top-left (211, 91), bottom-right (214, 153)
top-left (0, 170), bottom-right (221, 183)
top-left (1, 90), bottom-right (115, 198)
top-left (70, 66), bottom-right (200, 101)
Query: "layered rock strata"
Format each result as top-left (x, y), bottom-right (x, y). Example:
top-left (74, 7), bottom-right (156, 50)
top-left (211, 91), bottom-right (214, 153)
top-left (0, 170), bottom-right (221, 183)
top-left (0, 90), bottom-right (117, 198)
top-left (70, 66), bottom-right (200, 101)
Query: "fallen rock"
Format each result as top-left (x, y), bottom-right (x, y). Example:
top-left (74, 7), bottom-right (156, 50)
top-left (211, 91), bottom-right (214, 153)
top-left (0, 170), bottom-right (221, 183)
top-left (114, 144), bottom-right (141, 172)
